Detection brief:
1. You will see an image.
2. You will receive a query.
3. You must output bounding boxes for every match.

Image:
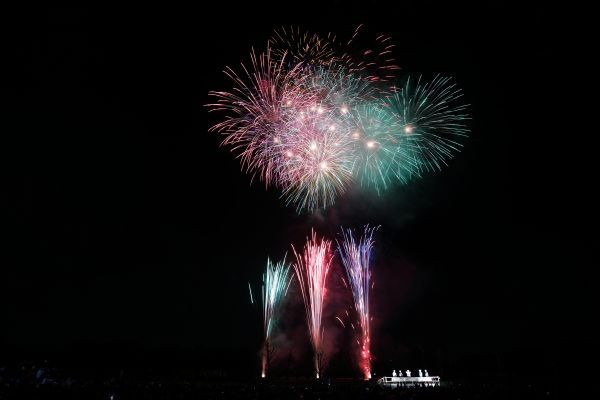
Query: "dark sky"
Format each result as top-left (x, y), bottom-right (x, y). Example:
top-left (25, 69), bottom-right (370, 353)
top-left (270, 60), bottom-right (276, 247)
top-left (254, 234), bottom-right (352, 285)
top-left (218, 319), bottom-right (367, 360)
top-left (1, 3), bottom-right (595, 378)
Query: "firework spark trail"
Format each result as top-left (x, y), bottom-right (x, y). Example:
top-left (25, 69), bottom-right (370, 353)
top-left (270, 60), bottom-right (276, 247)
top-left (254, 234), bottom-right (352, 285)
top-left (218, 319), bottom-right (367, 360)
top-left (269, 25), bottom-right (400, 85)
top-left (292, 231), bottom-right (333, 379)
top-left (337, 225), bottom-right (378, 380)
top-left (339, 24), bottom-right (401, 84)
top-left (261, 257), bottom-right (293, 378)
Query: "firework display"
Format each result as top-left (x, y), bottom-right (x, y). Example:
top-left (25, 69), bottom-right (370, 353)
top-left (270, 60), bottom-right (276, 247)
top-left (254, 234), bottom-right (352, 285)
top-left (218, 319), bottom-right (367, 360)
top-left (337, 226), bottom-right (378, 379)
top-left (208, 25), bottom-right (469, 212)
top-left (226, 24), bottom-right (471, 381)
top-left (261, 257), bottom-right (293, 378)
top-left (292, 231), bottom-right (333, 378)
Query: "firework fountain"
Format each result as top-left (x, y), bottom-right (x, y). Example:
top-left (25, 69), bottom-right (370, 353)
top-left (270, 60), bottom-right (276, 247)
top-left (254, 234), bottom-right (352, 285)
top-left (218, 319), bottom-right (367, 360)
top-left (260, 257), bottom-right (292, 378)
top-left (337, 226), bottom-right (378, 380)
top-left (292, 231), bottom-right (333, 378)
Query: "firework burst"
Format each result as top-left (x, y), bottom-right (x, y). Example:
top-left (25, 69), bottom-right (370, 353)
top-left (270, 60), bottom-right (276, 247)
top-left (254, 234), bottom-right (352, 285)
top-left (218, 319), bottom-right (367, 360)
top-left (278, 102), bottom-right (354, 212)
top-left (384, 75), bottom-right (470, 174)
top-left (274, 67), bottom-right (374, 212)
top-left (292, 231), bottom-right (333, 378)
top-left (207, 47), bottom-right (315, 186)
top-left (348, 102), bottom-right (422, 192)
top-left (269, 26), bottom-right (337, 68)
top-left (337, 226), bottom-right (378, 380)
top-left (337, 24), bottom-right (401, 84)
top-left (208, 27), bottom-right (469, 213)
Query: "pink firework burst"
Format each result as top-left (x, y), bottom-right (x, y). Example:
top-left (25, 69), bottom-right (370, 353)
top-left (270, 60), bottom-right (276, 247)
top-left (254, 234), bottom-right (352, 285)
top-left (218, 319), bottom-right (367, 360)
top-left (207, 47), bottom-right (316, 186)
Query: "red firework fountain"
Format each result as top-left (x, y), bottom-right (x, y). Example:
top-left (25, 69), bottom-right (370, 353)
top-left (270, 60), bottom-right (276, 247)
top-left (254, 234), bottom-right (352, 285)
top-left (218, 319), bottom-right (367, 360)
top-left (292, 230), bottom-right (333, 379)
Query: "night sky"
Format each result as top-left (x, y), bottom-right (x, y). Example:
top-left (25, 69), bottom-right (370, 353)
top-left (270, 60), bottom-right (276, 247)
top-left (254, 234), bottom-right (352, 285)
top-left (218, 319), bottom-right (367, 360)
top-left (1, 3), bottom-right (595, 379)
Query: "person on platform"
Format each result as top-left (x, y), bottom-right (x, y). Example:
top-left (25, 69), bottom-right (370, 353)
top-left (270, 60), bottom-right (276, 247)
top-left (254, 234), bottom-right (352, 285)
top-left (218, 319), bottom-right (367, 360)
top-left (392, 370), bottom-right (397, 377)
top-left (406, 370), bottom-right (411, 377)
top-left (419, 369), bottom-right (423, 377)
top-left (398, 370), bottom-right (402, 376)
top-left (424, 370), bottom-right (429, 377)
